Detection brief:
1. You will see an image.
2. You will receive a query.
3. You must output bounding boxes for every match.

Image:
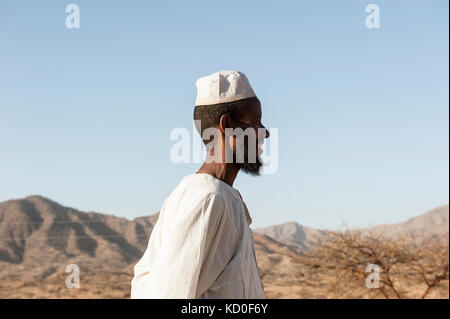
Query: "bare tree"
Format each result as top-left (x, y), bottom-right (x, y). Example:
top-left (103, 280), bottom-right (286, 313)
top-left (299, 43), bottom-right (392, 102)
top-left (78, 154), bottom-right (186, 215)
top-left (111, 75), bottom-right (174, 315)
top-left (300, 229), bottom-right (449, 299)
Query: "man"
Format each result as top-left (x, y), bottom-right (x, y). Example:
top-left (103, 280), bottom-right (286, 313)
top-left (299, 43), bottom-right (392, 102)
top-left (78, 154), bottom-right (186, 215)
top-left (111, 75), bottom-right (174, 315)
top-left (131, 70), bottom-right (270, 299)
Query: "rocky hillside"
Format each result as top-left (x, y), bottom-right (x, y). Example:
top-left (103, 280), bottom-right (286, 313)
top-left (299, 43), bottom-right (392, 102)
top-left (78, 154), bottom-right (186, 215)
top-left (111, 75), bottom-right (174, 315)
top-left (0, 195), bottom-right (158, 280)
top-left (0, 196), bottom-right (447, 298)
top-left (254, 221), bottom-right (322, 254)
top-left (370, 205), bottom-right (449, 239)
top-left (254, 205), bottom-right (449, 252)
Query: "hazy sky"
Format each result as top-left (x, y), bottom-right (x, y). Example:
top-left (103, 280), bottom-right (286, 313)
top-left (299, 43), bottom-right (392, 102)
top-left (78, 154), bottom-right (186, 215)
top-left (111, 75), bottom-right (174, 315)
top-left (0, 0), bottom-right (448, 229)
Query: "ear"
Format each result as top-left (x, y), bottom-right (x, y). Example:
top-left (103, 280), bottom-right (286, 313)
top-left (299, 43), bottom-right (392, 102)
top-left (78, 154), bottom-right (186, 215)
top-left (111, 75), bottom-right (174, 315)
top-left (218, 114), bottom-right (232, 134)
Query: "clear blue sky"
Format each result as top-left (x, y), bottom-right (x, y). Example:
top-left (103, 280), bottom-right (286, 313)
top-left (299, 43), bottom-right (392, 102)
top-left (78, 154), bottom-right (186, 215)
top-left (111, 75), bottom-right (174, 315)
top-left (0, 0), bottom-right (448, 229)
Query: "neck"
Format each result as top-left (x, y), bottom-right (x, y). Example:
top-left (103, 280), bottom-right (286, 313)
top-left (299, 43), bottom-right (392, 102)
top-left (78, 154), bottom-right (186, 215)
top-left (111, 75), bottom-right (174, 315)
top-left (196, 161), bottom-right (240, 187)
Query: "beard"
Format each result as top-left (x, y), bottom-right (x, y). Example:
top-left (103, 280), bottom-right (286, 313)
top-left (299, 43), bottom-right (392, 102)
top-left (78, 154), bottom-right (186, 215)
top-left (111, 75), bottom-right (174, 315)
top-left (239, 156), bottom-right (263, 176)
top-left (233, 135), bottom-right (264, 176)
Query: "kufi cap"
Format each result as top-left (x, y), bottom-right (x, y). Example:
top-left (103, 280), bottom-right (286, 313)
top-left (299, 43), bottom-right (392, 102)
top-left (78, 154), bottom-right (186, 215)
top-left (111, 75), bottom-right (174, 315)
top-left (195, 70), bottom-right (256, 106)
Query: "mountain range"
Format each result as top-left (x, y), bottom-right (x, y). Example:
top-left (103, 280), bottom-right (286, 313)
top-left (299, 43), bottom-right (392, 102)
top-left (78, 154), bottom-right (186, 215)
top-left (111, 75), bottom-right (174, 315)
top-left (0, 195), bottom-right (448, 298)
top-left (255, 205), bottom-right (449, 253)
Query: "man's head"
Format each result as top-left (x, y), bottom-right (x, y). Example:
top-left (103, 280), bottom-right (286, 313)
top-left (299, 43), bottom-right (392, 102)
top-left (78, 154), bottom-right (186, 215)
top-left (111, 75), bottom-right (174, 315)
top-left (193, 71), bottom-right (269, 175)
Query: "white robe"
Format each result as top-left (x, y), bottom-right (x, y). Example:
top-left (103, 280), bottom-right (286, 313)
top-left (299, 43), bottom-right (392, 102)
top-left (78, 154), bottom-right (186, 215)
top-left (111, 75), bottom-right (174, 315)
top-left (130, 173), bottom-right (265, 299)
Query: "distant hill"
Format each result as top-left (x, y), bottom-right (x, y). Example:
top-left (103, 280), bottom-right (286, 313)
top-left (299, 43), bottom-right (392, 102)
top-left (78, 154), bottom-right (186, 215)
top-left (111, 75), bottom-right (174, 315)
top-left (0, 195), bottom-right (158, 280)
top-left (254, 222), bottom-right (322, 254)
top-left (254, 205), bottom-right (449, 253)
top-left (370, 205), bottom-right (449, 239)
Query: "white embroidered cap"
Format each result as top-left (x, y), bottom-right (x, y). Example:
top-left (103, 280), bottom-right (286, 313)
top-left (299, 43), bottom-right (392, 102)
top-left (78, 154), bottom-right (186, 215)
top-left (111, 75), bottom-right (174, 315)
top-left (195, 70), bottom-right (256, 106)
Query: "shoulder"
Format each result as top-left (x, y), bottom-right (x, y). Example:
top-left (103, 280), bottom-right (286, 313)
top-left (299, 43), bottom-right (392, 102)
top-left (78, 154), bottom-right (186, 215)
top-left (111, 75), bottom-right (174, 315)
top-left (182, 173), bottom-right (221, 192)
top-left (164, 174), bottom-right (244, 222)
top-left (164, 175), bottom-right (226, 215)
top-left (179, 174), bottom-right (237, 200)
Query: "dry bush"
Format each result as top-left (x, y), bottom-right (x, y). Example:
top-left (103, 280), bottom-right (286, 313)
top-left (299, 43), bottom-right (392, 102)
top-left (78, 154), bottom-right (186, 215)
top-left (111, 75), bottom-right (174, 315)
top-left (300, 229), bottom-right (449, 299)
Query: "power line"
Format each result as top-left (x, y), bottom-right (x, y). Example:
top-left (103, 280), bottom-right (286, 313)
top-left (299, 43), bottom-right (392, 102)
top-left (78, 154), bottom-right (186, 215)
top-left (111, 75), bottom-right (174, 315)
top-left (0, 234), bottom-right (151, 241)
top-left (0, 219), bottom-right (157, 226)
top-left (280, 207), bottom-right (448, 215)
top-left (258, 181), bottom-right (449, 191)
top-left (0, 205), bottom-right (447, 227)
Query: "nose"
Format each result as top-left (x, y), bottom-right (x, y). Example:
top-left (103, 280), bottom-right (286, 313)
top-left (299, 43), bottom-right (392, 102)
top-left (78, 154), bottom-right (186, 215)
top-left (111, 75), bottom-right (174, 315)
top-left (263, 125), bottom-right (270, 139)
top-left (256, 124), bottom-right (270, 142)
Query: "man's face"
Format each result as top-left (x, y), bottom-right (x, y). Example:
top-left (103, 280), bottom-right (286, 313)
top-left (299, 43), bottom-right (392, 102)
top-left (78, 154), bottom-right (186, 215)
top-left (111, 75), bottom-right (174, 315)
top-left (226, 98), bottom-right (270, 175)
